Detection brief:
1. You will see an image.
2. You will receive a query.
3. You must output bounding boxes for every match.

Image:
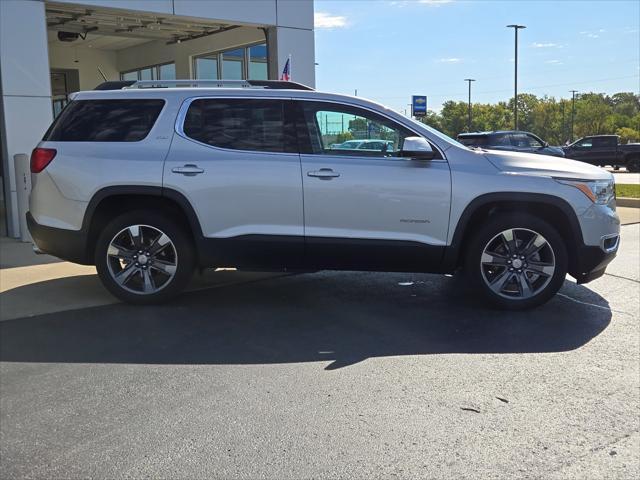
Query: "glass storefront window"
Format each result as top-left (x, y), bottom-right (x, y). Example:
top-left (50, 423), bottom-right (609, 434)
top-left (195, 57), bottom-right (218, 79)
top-left (139, 68), bottom-right (154, 80)
top-left (121, 71), bottom-right (137, 81)
top-left (193, 43), bottom-right (268, 81)
top-left (158, 63), bottom-right (176, 80)
top-left (249, 44), bottom-right (268, 80)
top-left (222, 48), bottom-right (244, 80)
top-left (121, 63), bottom-right (175, 81)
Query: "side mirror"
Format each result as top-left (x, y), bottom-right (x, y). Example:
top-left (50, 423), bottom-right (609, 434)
top-left (400, 136), bottom-right (436, 160)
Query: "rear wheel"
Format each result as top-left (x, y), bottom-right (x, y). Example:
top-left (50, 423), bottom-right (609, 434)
top-left (626, 157), bottom-right (640, 173)
top-left (95, 210), bottom-right (195, 304)
top-left (465, 213), bottom-right (568, 310)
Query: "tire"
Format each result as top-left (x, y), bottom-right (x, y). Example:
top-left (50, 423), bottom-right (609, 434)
top-left (95, 210), bottom-right (195, 304)
top-left (626, 157), bottom-right (640, 173)
top-left (465, 212), bottom-right (568, 310)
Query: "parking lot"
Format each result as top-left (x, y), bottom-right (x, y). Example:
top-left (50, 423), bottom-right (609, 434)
top-left (1, 221), bottom-right (638, 478)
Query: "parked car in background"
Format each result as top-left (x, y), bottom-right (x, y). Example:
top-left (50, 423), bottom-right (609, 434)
top-left (330, 139), bottom-right (365, 150)
top-left (457, 131), bottom-right (565, 158)
top-left (331, 139), bottom-right (395, 152)
top-left (562, 135), bottom-right (640, 172)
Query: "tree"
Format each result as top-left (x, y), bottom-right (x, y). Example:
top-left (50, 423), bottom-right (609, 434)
top-left (616, 127), bottom-right (640, 144)
top-left (416, 91), bottom-right (639, 144)
top-left (574, 93), bottom-right (613, 137)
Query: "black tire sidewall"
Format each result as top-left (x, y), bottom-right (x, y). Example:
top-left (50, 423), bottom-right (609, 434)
top-left (95, 210), bottom-right (195, 304)
top-left (465, 213), bottom-right (568, 310)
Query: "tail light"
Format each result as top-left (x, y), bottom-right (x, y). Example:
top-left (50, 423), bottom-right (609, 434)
top-left (30, 148), bottom-right (57, 173)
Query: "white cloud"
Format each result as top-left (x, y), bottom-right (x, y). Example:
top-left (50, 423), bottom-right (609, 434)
top-left (437, 57), bottom-right (462, 63)
top-left (419, 0), bottom-right (454, 5)
top-left (545, 59), bottom-right (563, 65)
top-left (580, 30), bottom-right (603, 39)
top-left (314, 12), bottom-right (348, 29)
top-left (532, 42), bottom-right (558, 48)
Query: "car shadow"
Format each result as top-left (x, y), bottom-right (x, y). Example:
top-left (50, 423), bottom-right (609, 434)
top-left (0, 271), bottom-right (612, 370)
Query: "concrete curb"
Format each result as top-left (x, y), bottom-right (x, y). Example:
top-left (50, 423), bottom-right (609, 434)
top-left (617, 197), bottom-right (640, 208)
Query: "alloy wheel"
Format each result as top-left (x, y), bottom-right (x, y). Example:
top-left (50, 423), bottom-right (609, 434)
top-left (106, 224), bottom-right (178, 295)
top-left (480, 228), bottom-right (556, 300)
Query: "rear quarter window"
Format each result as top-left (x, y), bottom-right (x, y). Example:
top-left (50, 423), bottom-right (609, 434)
top-left (44, 99), bottom-right (165, 142)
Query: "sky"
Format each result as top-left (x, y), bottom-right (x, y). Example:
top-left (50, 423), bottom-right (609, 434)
top-left (312, 0), bottom-right (640, 114)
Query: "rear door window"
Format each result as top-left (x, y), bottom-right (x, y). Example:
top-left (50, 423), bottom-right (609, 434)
top-left (182, 98), bottom-right (296, 153)
top-left (44, 99), bottom-right (165, 142)
top-left (593, 137), bottom-right (617, 148)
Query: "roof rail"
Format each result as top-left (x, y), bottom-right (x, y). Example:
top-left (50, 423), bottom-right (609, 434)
top-left (122, 79), bottom-right (314, 91)
top-left (247, 80), bottom-right (314, 91)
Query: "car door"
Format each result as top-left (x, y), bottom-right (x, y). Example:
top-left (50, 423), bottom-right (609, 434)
top-left (591, 136), bottom-right (618, 166)
top-left (296, 100), bottom-right (451, 272)
top-left (163, 97), bottom-right (304, 268)
top-left (567, 137), bottom-right (594, 163)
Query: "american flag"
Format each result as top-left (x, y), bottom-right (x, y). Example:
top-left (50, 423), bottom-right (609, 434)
top-left (280, 57), bottom-right (291, 81)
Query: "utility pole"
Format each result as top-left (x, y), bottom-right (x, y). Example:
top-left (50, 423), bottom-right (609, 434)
top-left (561, 99), bottom-right (565, 143)
top-left (570, 90), bottom-right (578, 142)
top-left (507, 24), bottom-right (526, 130)
top-left (464, 78), bottom-right (476, 131)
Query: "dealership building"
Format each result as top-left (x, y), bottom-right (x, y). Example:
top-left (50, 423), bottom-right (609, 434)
top-left (0, 0), bottom-right (315, 238)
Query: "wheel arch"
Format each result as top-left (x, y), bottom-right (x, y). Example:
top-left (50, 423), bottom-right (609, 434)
top-left (624, 152), bottom-right (640, 171)
top-left (442, 192), bottom-right (583, 273)
top-left (82, 186), bottom-right (203, 264)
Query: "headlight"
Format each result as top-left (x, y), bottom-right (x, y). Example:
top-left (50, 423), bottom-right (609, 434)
top-left (556, 178), bottom-right (615, 204)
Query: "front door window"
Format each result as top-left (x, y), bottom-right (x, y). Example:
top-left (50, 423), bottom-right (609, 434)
top-left (300, 102), bottom-right (413, 157)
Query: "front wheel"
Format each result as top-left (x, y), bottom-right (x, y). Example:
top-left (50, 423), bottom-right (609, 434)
top-left (465, 213), bottom-right (568, 310)
top-left (626, 157), bottom-right (640, 173)
top-left (95, 211), bottom-right (195, 304)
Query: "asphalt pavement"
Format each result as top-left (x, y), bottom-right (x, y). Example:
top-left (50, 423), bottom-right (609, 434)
top-left (1, 224), bottom-right (639, 479)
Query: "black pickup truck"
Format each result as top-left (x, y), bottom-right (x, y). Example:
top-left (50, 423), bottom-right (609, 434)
top-left (563, 135), bottom-right (640, 172)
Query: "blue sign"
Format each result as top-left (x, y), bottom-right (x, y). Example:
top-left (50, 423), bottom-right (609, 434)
top-left (412, 95), bottom-right (427, 117)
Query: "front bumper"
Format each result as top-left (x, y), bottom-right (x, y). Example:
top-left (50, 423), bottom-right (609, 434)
top-left (27, 212), bottom-right (90, 264)
top-left (570, 235), bottom-right (619, 284)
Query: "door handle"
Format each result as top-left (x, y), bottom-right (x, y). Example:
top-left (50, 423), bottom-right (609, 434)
top-left (172, 164), bottom-right (204, 176)
top-left (307, 168), bottom-right (340, 179)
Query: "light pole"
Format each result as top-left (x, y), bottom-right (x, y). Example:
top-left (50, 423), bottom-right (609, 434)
top-left (464, 78), bottom-right (475, 131)
top-left (507, 24), bottom-right (526, 130)
top-left (561, 99), bottom-right (565, 143)
top-left (570, 89), bottom-right (578, 142)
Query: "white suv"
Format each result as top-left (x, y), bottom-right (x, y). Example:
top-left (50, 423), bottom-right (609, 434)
top-left (28, 80), bottom-right (620, 309)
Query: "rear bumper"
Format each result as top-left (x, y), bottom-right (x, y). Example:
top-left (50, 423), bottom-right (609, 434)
top-left (27, 212), bottom-right (90, 264)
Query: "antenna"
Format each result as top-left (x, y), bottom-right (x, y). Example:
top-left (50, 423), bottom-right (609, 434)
top-left (97, 66), bottom-right (108, 82)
